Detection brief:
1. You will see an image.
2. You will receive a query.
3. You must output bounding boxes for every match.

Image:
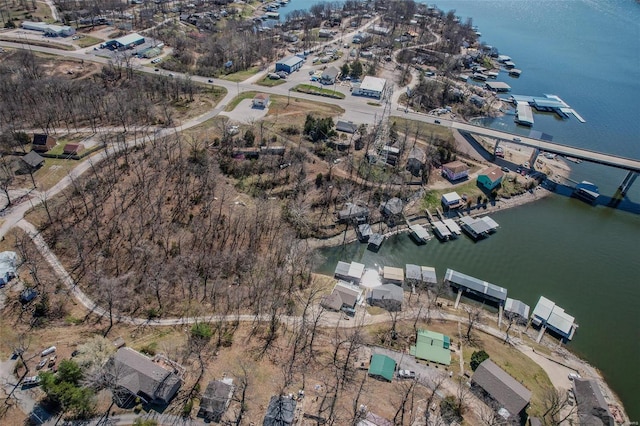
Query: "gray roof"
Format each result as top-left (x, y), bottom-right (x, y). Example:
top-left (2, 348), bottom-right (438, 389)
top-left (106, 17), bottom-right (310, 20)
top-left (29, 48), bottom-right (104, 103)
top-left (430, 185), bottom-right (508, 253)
top-left (573, 379), bottom-right (614, 426)
top-left (199, 379), bottom-right (233, 420)
top-left (112, 347), bottom-right (181, 404)
top-left (333, 281), bottom-right (362, 308)
top-left (334, 261), bottom-right (351, 278)
top-left (263, 395), bottom-right (296, 426)
top-left (504, 298), bottom-right (530, 318)
top-left (472, 359), bottom-right (531, 416)
top-left (277, 55), bottom-right (304, 67)
top-left (445, 269), bottom-right (507, 302)
top-left (336, 120), bottom-right (358, 133)
top-left (381, 197), bottom-right (403, 216)
top-left (421, 266), bottom-right (437, 284)
top-left (370, 284), bottom-right (404, 303)
top-left (337, 203), bottom-right (369, 220)
top-left (23, 151), bottom-right (44, 168)
top-left (322, 66), bottom-right (339, 80)
top-left (531, 296), bottom-right (576, 336)
top-left (321, 292), bottom-right (344, 311)
top-left (408, 147), bottom-right (426, 162)
top-left (405, 264), bottom-right (422, 281)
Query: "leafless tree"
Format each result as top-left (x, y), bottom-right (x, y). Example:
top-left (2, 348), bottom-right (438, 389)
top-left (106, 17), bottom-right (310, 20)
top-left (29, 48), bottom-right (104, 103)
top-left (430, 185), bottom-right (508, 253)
top-left (463, 305), bottom-right (484, 343)
top-left (539, 387), bottom-right (577, 425)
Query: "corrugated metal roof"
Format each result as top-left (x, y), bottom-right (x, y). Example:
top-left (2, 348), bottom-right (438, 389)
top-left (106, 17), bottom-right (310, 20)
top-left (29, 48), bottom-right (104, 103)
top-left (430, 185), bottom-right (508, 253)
top-left (421, 266), bottom-right (437, 284)
top-left (115, 33), bottom-right (144, 46)
top-left (277, 55), bottom-right (304, 67)
top-left (531, 296), bottom-right (576, 336)
top-left (405, 264), bottom-right (422, 281)
top-left (368, 354), bottom-right (396, 381)
top-left (334, 261), bottom-right (350, 278)
top-left (472, 359), bottom-right (531, 416)
top-left (383, 266), bottom-right (404, 282)
top-left (505, 298), bottom-right (530, 318)
top-left (445, 269), bottom-right (507, 301)
top-left (410, 329), bottom-right (451, 365)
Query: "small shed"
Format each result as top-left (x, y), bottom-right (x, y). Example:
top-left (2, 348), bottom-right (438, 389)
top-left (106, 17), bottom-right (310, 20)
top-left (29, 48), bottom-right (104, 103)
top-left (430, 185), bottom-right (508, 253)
top-left (252, 93), bottom-right (270, 108)
top-left (63, 143), bottom-right (85, 155)
top-left (368, 354), bottom-right (396, 382)
top-left (478, 166), bottom-right (504, 190)
top-left (31, 134), bottom-right (56, 152)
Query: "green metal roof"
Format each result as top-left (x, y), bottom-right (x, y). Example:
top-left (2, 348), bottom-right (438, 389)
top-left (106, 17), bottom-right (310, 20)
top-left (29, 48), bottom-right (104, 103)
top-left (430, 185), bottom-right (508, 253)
top-left (410, 329), bottom-right (452, 365)
top-left (368, 354), bottom-right (396, 382)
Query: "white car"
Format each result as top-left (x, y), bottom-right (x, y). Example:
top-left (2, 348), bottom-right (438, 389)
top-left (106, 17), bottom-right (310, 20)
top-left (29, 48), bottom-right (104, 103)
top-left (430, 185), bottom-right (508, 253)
top-left (398, 370), bottom-right (416, 379)
top-left (568, 373), bottom-right (582, 380)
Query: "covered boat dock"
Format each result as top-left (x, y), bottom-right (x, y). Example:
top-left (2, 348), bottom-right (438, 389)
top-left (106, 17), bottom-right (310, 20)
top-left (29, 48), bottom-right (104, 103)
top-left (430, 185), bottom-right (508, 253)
top-left (530, 296), bottom-right (578, 342)
top-left (445, 269), bottom-right (508, 326)
top-left (459, 216), bottom-right (499, 240)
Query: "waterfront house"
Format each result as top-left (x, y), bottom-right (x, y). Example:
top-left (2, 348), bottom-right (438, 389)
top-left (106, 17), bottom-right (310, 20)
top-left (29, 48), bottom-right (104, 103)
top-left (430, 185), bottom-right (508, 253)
top-left (442, 161), bottom-right (469, 181)
top-left (573, 378), bottom-right (615, 426)
top-left (471, 359), bottom-right (531, 420)
top-left (410, 329), bottom-right (451, 365)
top-left (477, 166), bottom-right (504, 190)
top-left (337, 202), bottom-right (369, 223)
top-left (320, 280), bottom-right (363, 312)
top-left (369, 284), bottom-right (404, 311)
top-left (441, 191), bottom-right (462, 208)
top-left (380, 197), bottom-right (403, 218)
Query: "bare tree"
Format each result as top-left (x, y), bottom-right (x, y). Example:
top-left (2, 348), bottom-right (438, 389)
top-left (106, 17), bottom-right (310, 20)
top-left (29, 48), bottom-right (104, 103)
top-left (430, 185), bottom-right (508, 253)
top-left (463, 305), bottom-right (484, 343)
top-left (539, 387), bottom-right (576, 425)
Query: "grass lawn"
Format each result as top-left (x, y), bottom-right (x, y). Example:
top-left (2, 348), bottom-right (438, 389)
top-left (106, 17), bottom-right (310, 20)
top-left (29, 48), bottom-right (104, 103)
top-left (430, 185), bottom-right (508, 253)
top-left (219, 66), bottom-right (260, 82)
top-left (75, 35), bottom-right (102, 48)
top-left (33, 157), bottom-right (80, 190)
top-left (255, 76), bottom-right (286, 87)
top-left (224, 91), bottom-right (258, 111)
top-left (294, 84), bottom-right (345, 99)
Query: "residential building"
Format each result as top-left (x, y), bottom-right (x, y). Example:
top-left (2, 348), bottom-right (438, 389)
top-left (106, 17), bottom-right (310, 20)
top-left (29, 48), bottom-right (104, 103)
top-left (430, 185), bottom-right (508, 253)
top-left (380, 197), bottom-right (403, 218)
top-left (252, 93), bottom-right (270, 108)
top-left (471, 359), bottom-right (531, 420)
top-left (477, 166), bottom-right (504, 190)
top-left (442, 160), bottom-right (469, 181)
top-left (320, 281), bottom-right (363, 312)
top-left (441, 191), bottom-right (462, 208)
top-left (320, 66), bottom-right (340, 84)
top-left (21, 151), bottom-right (44, 170)
top-left (263, 395), bottom-right (296, 426)
top-left (337, 202), bottom-right (369, 223)
top-left (410, 329), bottom-right (451, 365)
top-left (406, 147), bottom-right (426, 176)
top-left (318, 29), bottom-right (332, 38)
top-left (369, 284), bottom-right (403, 311)
top-left (573, 378), bottom-right (615, 426)
top-left (109, 347), bottom-right (182, 405)
top-left (368, 354), bottom-right (396, 382)
top-left (198, 379), bottom-right (234, 422)
top-left (275, 55), bottom-right (304, 73)
top-left (31, 134), bottom-right (56, 152)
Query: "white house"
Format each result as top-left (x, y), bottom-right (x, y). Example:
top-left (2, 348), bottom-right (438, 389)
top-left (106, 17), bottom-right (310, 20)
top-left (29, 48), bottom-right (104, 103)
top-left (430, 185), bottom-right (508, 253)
top-left (252, 93), bottom-right (270, 108)
top-left (441, 191), bottom-right (462, 207)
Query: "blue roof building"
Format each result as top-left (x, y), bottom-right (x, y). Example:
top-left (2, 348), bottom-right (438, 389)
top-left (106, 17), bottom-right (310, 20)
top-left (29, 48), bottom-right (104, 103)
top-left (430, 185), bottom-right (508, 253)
top-left (275, 56), bottom-right (304, 73)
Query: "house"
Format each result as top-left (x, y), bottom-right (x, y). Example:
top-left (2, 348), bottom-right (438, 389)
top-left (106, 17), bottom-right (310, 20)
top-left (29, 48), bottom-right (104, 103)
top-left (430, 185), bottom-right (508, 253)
top-left (477, 166), bottom-right (504, 190)
top-left (263, 395), bottom-right (296, 426)
top-left (380, 145), bottom-right (400, 165)
top-left (275, 55), bottom-right (304, 73)
top-left (352, 33), bottom-right (371, 44)
top-left (31, 134), bottom-right (56, 152)
top-left (442, 160), bottom-right (469, 181)
top-left (406, 147), bottom-right (426, 176)
top-left (252, 93), bottom-right (270, 108)
top-left (441, 191), bottom-right (462, 208)
top-left (109, 347), bottom-right (182, 405)
top-left (320, 281), bottom-right (363, 311)
top-left (63, 143), bottom-right (85, 155)
top-left (369, 284), bottom-right (403, 311)
top-left (471, 359), bottom-right (531, 420)
top-left (336, 120), bottom-right (358, 134)
top-left (21, 151), bottom-right (44, 170)
top-left (337, 202), bottom-right (369, 223)
top-left (352, 76), bottom-right (386, 99)
top-left (573, 378), bottom-right (615, 426)
top-left (198, 378), bottom-right (234, 422)
top-left (410, 329), bottom-right (451, 365)
top-left (380, 197), bottom-right (403, 218)
top-left (368, 354), bottom-right (396, 382)
top-left (368, 25), bottom-right (391, 36)
top-left (318, 28), bottom-right (332, 38)
top-left (0, 251), bottom-right (17, 287)
top-left (382, 266), bottom-right (404, 285)
top-left (334, 261), bottom-right (365, 284)
top-left (320, 66), bottom-right (340, 84)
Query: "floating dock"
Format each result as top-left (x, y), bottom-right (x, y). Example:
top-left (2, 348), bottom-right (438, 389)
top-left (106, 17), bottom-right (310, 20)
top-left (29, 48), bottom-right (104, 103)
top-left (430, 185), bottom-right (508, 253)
top-left (443, 219), bottom-right (461, 236)
top-left (510, 94), bottom-right (585, 123)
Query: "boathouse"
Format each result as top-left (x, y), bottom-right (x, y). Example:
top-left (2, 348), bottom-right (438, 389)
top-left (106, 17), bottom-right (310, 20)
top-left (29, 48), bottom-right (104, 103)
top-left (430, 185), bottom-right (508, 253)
top-left (530, 296), bottom-right (577, 342)
top-left (459, 216), bottom-right (499, 240)
top-left (334, 261), bottom-right (365, 284)
top-left (445, 268), bottom-right (507, 325)
top-left (382, 266), bottom-right (404, 285)
top-left (504, 298), bottom-right (530, 321)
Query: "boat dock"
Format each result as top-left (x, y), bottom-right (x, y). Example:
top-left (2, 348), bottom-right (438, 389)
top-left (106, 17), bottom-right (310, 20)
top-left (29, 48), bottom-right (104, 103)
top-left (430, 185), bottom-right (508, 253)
top-left (510, 94), bottom-right (585, 123)
top-left (515, 101), bottom-right (534, 126)
top-left (432, 221), bottom-right (452, 241)
top-left (443, 219), bottom-right (461, 236)
top-left (409, 224), bottom-right (431, 244)
top-left (459, 216), bottom-right (499, 240)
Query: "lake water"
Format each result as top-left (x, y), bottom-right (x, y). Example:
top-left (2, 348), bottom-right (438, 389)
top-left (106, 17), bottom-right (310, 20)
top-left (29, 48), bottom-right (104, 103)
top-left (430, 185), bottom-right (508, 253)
top-left (285, 0), bottom-right (640, 417)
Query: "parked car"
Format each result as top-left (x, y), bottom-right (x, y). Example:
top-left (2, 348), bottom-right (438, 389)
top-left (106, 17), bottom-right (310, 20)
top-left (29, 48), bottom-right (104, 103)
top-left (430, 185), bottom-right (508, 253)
top-left (501, 166), bottom-right (510, 173)
top-left (40, 346), bottom-right (56, 357)
top-left (513, 137), bottom-right (522, 142)
top-left (568, 373), bottom-right (582, 380)
top-left (48, 356), bottom-right (57, 368)
top-left (398, 370), bottom-right (416, 379)
top-left (208, 79), bottom-right (213, 83)
top-left (36, 358), bottom-right (48, 370)
top-left (341, 307), bottom-right (356, 317)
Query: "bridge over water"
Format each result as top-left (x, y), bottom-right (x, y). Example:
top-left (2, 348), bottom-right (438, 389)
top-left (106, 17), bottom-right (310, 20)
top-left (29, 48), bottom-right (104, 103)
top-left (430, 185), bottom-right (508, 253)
top-left (394, 110), bottom-right (640, 199)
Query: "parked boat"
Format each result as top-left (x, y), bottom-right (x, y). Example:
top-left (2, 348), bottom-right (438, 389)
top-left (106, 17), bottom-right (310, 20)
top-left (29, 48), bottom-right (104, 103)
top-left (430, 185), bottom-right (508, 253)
top-left (573, 181), bottom-right (599, 203)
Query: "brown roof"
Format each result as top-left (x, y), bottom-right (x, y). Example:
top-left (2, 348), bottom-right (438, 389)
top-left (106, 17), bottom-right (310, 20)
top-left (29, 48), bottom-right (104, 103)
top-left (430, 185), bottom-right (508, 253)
top-left (443, 160), bottom-right (468, 173)
top-left (254, 93), bottom-right (268, 100)
top-left (482, 166), bottom-right (505, 183)
top-left (471, 359), bottom-right (531, 416)
top-left (63, 143), bottom-right (84, 154)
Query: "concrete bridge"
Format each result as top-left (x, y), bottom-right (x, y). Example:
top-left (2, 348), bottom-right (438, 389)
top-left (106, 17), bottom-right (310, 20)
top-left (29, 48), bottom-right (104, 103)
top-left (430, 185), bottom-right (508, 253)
top-left (397, 110), bottom-right (640, 199)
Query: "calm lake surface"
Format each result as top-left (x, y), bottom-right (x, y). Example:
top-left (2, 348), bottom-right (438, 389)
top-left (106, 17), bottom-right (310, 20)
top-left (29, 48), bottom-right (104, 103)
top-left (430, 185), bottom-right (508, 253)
top-left (282, 0), bottom-right (640, 417)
